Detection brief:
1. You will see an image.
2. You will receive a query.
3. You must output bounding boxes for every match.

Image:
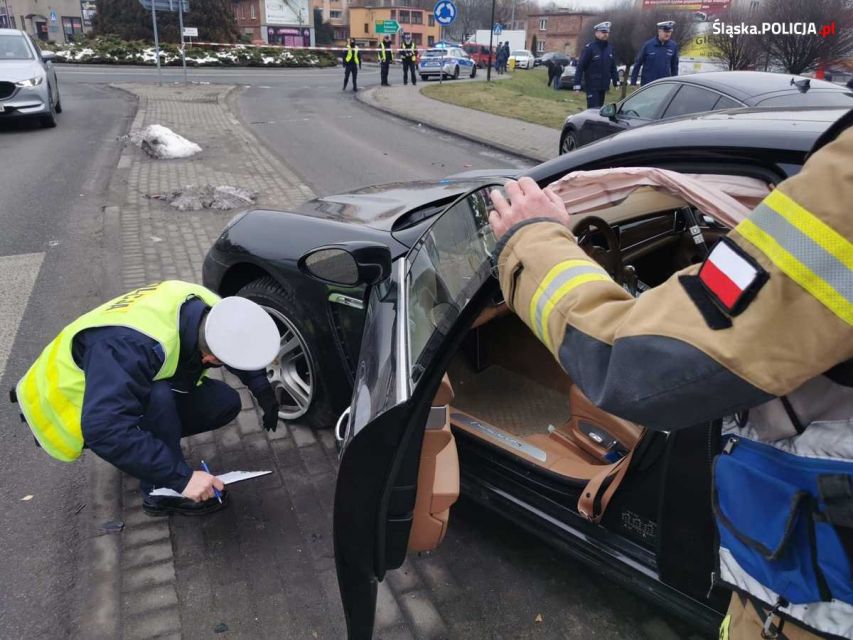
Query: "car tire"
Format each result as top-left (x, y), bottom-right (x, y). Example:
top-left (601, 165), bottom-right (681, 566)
top-left (40, 93), bottom-right (57, 128)
top-left (453, 65), bottom-right (459, 79)
top-left (237, 276), bottom-right (339, 430)
top-left (560, 129), bottom-right (579, 154)
top-left (420, 74), bottom-right (427, 81)
top-left (55, 96), bottom-right (62, 114)
top-left (470, 65), bottom-right (476, 78)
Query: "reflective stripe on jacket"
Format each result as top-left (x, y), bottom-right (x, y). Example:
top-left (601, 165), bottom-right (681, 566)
top-left (16, 281), bottom-right (221, 462)
top-left (400, 42), bottom-right (417, 60)
top-left (345, 46), bottom-right (360, 65)
top-left (379, 41), bottom-right (392, 63)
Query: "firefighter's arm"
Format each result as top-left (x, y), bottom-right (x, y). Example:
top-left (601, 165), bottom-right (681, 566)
top-left (490, 164), bottom-right (853, 430)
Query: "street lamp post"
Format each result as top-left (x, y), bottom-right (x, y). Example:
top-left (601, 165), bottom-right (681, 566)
top-left (486, 0), bottom-right (495, 81)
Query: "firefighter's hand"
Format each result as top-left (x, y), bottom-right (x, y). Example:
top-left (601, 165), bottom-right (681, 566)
top-left (489, 178), bottom-right (570, 240)
top-left (182, 471), bottom-right (224, 502)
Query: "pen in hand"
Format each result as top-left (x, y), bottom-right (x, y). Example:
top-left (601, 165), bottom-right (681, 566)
top-left (200, 460), bottom-right (223, 504)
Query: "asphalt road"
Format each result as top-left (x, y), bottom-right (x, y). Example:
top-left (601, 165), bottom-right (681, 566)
top-left (0, 81), bottom-right (134, 638)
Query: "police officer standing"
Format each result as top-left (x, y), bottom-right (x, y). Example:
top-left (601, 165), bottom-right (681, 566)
top-left (488, 111), bottom-right (853, 640)
top-left (378, 34), bottom-right (393, 86)
top-left (343, 38), bottom-right (361, 92)
top-left (400, 32), bottom-right (418, 85)
top-left (14, 281), bottom-right (282, 516)
top-left (573, 21), bottom-right (620, 108)
top-left (630, 20), bottom-right (678, 86)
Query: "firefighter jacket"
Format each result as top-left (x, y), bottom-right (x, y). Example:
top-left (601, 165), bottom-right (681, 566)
top-left (494, 119), bottom-right (853, 638)
top-left (630, 36), bottom-right (678, 85)
top-left (378, 41), bottom-right (393, 63)
top-left (400, 41), bottom-right (417, 61)
top-left (345, 45), bottom-right (360, 66)
top-left (574, 39), bottom-right (619, 91)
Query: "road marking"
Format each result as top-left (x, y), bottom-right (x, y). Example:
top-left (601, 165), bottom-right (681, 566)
top-left (0, 252), bottom-right (45, 382)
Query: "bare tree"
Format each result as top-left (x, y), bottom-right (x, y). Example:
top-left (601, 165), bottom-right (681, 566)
top-left (762, 0), bottom-right (853, 74)
top-left (707, 4), bottom-right (764, 70)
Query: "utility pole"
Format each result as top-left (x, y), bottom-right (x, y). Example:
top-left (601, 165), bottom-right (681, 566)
top-left (1, 0), bottom-right (10, 28)
top-left (486, 0), bottom-right (495, 81)
top-left (177, 0), bottom-right (188, 85)
top-left (151, 1), bottom-right (162, 85)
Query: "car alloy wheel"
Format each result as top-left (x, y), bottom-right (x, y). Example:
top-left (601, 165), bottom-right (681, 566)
top-left (453, 65), bottom-right (460, 79)
top-left (262, 306), bottom-right (314, 421)
top-left (560, 130), bottom-right (578, 154)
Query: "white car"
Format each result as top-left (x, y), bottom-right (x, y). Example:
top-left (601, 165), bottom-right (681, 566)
top-left (509, 49), bottom-right (534, 70)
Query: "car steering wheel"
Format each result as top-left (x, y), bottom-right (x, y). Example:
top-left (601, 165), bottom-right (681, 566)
top-left (573, 216), bottom-right (624, 285)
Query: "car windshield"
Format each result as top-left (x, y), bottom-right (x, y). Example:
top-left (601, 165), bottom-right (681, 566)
top-left (0, 34), bottom-right (33, 60)
top-left (423, 49), bottom-right (447, 58)
top-left (512, 50), bottom-right (528, 57)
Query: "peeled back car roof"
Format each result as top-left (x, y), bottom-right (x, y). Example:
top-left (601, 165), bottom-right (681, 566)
top-left (537, 107), bottom-right (846, 181)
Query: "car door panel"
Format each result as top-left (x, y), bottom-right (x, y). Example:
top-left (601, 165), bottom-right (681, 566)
top-left (335, 186), bottom-right (500, 639)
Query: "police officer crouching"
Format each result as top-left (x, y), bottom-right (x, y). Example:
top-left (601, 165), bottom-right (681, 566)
top-left (14, 281), bottom-right (282, 517)
top-left (574, 21), bottom-right (620, 109)
top-left (630, 20), bottom-right (678, 86)
top-left (378, 34), bottom-right (393, 86)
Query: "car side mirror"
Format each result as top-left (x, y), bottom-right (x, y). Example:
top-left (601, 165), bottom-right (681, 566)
top-left (298, 241), bottom-right (392, 287)
top-left (600, 103), bottom-right (617, 119)
top-left (41, 51), bottom-right (56, 62)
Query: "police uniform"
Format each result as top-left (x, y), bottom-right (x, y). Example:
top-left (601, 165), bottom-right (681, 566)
top-left (15, 281), bottom-right (281, 515)
top-left (630, 21), bottom-right (678, 86)
top-left (574, 21), bottom-right (620, 109)
top-left (494, 112), bottom-right (853, 639)
top-left (400, 36), bottom-right (418, 85)
top-left (379, 36), bottom-right (393, 86)
top-left (343, 41), bottom-right (361, 92)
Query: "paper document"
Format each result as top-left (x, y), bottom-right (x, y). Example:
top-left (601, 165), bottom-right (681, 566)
top-left (150, 470), bottom-right (272, 498)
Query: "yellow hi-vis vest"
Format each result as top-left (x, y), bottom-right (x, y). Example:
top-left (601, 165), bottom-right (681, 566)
top-left (379, 41), bottom-right (391, 62)
top-left (15, 281), bottom-right (221, 462)
top-left (345, 45), bottom-right (359, 64)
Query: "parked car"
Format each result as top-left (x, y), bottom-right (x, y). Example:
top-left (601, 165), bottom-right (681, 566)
top-left (508, 49), bottom-right (534, 70)
top-left (203, 107), bottom-right (845, 639)
top-left (462, 43), bottom-right (495, 69)
top-left (418, 47), bottom-right (477, 81)
top-left (559, 70), bottom-right (852, 153)
top-left (0, 28), bottom-right (61, 127)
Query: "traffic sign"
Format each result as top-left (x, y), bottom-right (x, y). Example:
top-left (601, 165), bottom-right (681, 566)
top-left (493, 23), bottom-right (502, 35)
top-left (433, 0), bottom-right (456, 26)
top-left (374, 19), bottom-right (400, 34)
top-left (182, 26), bottom-right (198, 37)
top-left (49, 10), bottom-right (57, 22)
top-left (138, 0), bottom-right (190, 13)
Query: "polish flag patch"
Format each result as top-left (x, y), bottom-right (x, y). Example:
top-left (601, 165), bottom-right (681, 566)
top-left (698, 238), bottom-right (768, 315)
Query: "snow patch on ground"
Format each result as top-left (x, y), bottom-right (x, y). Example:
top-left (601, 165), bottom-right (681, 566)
top-left (150, 184), bottom-right (258, 211)
top-left (130, 125), bottom-right (202, 159)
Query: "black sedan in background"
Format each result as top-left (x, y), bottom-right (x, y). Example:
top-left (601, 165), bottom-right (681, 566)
top-left (559, 70), bottom-right (852, 153)
top-left (203, 107), bottom-right (844, 639)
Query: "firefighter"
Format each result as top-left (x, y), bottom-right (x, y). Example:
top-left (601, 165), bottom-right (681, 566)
top-left (378, 34), bottom-right (393, 86)
top-left (573, 21), bottom-right (620, 109)
top-left (630, 20), bottom-right (678, 86)
top-left (488, 111), bottom-right (853, 640)
top-left (14, 281), bottom-right (282, 516)
top-left (400, 32), bottom-right (418, 86)
top-left (343, 38), bottom-right (361, 92)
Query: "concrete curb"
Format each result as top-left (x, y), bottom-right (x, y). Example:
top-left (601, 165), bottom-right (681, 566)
top-left (355, 86), bottom-right (549, 164)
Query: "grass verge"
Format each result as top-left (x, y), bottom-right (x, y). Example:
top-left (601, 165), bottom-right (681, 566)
top-left (421, 68), bottom-right (632, 130)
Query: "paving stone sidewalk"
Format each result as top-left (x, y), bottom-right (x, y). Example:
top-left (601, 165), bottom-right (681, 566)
top-left (357, 84), bottom-right (557, 163)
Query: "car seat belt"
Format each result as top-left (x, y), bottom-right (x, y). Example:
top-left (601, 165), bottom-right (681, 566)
top-left (578, 449), bottom-right (635, 524)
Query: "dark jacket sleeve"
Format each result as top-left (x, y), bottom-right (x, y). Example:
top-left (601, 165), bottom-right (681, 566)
top-left (228, 366), bottom-right (274, 398)
top-left (671, 42), bottom-right (679, 76)
top-left (630, 44), bottom-right (645, 84)
top-left (574, 46), bottom-right (589, 86)
top-left (79, 332), bottom-right (193, 492)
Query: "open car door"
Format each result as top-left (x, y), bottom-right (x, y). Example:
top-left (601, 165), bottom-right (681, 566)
top-left (333, 185), bottom-right (501, 639)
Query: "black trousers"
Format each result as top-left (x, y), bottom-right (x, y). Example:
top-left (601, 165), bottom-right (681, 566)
top-left (586, 90), bottom-right (606, 108)
top-left (343, 63), bottom-right (358, 90)
top-left (402, 59), bottom-right (417, 85)
top-left (380, 61), bottom-right (390, 85)
top-left (139, 378), bottom-right (241, 494)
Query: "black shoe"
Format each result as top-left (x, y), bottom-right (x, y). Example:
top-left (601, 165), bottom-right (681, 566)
top-left (353, 87), bottom-right (358, 92)
top-left (143, 491), bottom-right (230, 517)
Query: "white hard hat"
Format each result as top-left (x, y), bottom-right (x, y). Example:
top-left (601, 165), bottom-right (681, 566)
top-left (204, 297), bottom-right (279, 370)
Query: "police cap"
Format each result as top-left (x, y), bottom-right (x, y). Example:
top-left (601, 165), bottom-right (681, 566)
top-left (594, 21), bottom-right (611, 32)
top-left (657, 20), bottom-right (675, 31)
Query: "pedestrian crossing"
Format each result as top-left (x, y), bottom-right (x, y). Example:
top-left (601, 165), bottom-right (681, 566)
top-left (0, 253), bottom-right (44, 383)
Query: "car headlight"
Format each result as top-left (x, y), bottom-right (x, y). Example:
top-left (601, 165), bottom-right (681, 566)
top-left (16, 76), bottom-right (44, 87)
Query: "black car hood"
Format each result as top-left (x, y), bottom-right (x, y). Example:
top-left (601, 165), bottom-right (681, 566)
top-left (292, 179), bottom-right (489, 231)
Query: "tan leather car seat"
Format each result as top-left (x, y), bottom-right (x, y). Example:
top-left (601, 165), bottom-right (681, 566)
top-left (408, 375), bottom-right (460, 552)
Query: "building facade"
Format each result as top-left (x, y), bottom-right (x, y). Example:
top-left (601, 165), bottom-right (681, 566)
top-left (311, 0), bottom-right (349, 45)
top-left (525, 11), bottom-right (596, 57)
top-left (349, 5), bottom-right (440, 49)
top-left (231, 0), bottom-right (315, 45)
top-left (233, 0), bottom-right (264, 42)
top-left (1, 0), bottom-right (93, 43)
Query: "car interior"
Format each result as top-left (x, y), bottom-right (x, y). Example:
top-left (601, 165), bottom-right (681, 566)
top-left (436, 178), bottom-right (767, 484)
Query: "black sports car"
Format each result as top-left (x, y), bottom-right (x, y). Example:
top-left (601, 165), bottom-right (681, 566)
top-left (202, 107), bottom-right (845, 639)
top-left (559, 71), bottom-right (852, 154)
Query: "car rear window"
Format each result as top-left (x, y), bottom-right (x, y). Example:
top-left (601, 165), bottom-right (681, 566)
top-left (0, 34), bottom-right (33, 60)
top-left (756, 91), bottom-right (853, 107)
top-left (423, 49), bottom-right (447, 58)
